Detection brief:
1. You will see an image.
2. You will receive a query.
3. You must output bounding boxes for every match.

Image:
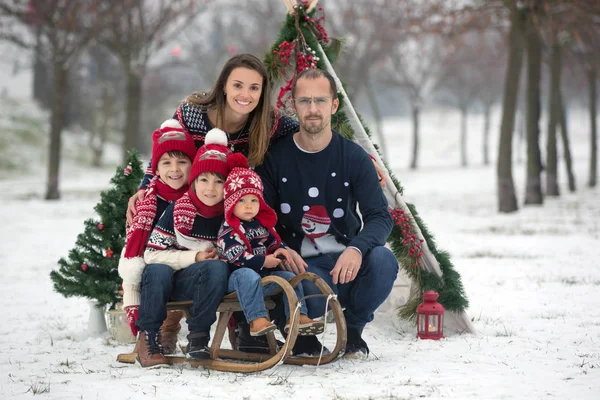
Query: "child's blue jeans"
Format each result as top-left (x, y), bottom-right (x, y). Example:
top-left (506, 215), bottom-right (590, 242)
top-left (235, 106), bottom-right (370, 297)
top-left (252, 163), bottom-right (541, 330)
top-left (137, 260), bottom-right (229, 334)
top-left (227, 268), bottom-right (308, 322)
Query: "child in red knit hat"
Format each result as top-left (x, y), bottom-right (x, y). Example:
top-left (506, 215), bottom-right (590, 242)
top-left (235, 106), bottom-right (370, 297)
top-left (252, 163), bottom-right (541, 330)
top-left (118, 118), bottom-right (196, 343)
top-left (135, 128), bottom-right (239, 367)
top-left (218, 158), bottom-right (324, 337)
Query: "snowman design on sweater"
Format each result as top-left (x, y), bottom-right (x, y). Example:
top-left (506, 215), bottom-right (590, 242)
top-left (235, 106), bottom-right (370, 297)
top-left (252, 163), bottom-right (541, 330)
top-left (300, 205), bottom-right (345, 257)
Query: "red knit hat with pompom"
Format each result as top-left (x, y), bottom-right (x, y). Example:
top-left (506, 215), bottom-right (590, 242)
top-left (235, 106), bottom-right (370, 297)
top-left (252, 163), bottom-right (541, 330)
top-left (223, 156), bottom-right (281, 250)
top-left (151, 119), bottom-right (197, 173)
top-left (189, 128), bottom-right (233, 183)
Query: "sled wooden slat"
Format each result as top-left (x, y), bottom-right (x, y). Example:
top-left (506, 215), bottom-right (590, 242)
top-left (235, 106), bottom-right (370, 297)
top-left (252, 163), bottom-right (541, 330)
top-left (116, 272), bottom-right (346, 372)
top-left (283, 272), bottom-right (347, 366)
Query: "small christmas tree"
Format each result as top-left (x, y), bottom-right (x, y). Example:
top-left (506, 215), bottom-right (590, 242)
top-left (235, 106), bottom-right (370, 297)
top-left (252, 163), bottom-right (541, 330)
top-left (50, 151), bottom-right (144, 309)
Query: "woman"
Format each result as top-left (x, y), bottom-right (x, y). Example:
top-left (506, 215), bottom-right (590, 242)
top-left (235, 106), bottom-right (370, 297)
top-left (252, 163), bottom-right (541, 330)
top-left (127, 53), bottom-right (295, 222)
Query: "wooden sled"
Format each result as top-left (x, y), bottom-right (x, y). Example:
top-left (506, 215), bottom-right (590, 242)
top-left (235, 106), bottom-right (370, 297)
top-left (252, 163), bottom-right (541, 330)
top-left (116, 272), bottom-right (346, 372)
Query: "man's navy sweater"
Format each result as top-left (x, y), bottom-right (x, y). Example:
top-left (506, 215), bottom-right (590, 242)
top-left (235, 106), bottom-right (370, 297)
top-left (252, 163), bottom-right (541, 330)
top-left (255, 131), bottom-right (392, 258)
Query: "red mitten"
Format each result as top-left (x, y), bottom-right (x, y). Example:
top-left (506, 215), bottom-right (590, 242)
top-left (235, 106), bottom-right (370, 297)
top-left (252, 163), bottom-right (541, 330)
top-left (125, 306), bottom-right (139, 337)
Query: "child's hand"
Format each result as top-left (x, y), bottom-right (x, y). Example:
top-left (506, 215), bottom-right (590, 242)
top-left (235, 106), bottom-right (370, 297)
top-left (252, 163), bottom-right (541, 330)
top-left (263, 254), bottom-right (282, 269)
top-left (124, 306), bottom-right (139, 337)
top-left (273, 248), bottom-right (291, 264)
top-left (196, 248), bottom-right (218, 262)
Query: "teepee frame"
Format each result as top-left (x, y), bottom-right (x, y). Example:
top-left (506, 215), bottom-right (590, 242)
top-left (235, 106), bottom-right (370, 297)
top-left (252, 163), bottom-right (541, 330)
top-left (278, 0), bottom-right (475, 334)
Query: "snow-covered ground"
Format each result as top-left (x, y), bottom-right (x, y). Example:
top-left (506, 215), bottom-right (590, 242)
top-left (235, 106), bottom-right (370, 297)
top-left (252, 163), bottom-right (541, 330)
top-left (1, 101), bottom-right (599, 399)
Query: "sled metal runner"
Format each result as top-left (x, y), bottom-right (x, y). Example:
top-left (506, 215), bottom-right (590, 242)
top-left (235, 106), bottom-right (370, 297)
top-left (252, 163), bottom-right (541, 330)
top-left (116, 272), bottom-right (347, 373)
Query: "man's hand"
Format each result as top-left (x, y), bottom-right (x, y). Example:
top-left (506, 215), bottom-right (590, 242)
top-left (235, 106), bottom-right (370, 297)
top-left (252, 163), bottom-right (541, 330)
top-left (124, 305), bottom-right (139, 337)
top-left (371, 158), bottom-right (387, 188)
top-left (263, 254), bottom-right (282, 269)
top-left (284, 248), bottom-right (307, 274)
top-left (126, 189), bottom-right (146, 225)
top-left (330, 247), bottom-right (362, 285)
top-left (196, 248), bottom-right (218, 262)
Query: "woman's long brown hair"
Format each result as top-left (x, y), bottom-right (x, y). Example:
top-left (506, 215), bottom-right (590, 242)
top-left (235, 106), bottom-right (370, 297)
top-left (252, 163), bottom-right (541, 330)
top-left (185, 54), bottom-right (272, 166)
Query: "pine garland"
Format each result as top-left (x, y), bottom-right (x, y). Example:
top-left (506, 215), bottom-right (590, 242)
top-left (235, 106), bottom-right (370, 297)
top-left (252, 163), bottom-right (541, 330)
top-left (50, 151), bottom-right (144, 309)
top-left (265, 1), bottom-right (469, 320)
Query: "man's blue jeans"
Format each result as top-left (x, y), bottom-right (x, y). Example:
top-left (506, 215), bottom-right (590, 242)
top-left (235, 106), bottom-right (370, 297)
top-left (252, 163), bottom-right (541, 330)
top-left (137, 261), bottom-right (229, 333)
top-left (228, 268), bottom-right (308, 322)
top-left (302, 246), bottom-right (398, 331)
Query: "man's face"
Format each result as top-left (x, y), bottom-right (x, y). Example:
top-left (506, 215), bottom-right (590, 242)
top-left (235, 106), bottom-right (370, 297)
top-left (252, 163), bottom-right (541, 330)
top-left (292, 76), bottom-right (339, 136)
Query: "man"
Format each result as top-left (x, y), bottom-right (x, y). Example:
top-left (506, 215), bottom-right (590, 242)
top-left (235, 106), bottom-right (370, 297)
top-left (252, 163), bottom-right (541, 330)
top-left (256, 69), bottom-right (398, 359)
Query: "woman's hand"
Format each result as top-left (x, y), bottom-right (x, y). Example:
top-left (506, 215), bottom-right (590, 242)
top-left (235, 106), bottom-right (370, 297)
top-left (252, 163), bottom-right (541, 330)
top-left (195, 248), bottom-right (218, 262)
top-left (283, 248), bottom-right (307, 274)
top-left (126, 189), bottom-right (146, 225)
top-left (273, 248), bottom-right (291, 264)
top-left (371, 158), bottom-right (387, 188)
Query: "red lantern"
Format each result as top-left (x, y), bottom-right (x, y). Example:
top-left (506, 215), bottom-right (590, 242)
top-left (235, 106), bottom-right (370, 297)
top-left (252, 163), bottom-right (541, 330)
top-left (416, 291), bottom-right (444, 340)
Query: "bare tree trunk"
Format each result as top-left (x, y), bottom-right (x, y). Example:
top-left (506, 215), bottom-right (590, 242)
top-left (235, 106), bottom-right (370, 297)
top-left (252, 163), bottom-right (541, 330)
top-left (483, 102), bottom-right (491, 165)
top-left (559, 93), bottom-right (576, 192)
top-left (410, 104), bottom-right (420, 170)
top-left (589, 62), bottom-right (597, 188)
top-left (460, 106), bottom-right (468, 167)
top-left (364, 79), bottom-right (388, 162)
top-left (91, 86), bottom-right (112, 167)
top-left (497, 8), bottom-right (524, 213)
top-left (524, 17), bottom-right (543, 205)
top-left (89, 46), bottom-right (110, 168)
top-left (123, 67), bottom-right (143, 161)
top-left (45, 63), bottom-right (68, 200)
top-left (546, 44), bottom-right (561, 197)
top-left (33, 26), bottom-right (50, 108)
top-left (516, 109), bottom-right (525, 164)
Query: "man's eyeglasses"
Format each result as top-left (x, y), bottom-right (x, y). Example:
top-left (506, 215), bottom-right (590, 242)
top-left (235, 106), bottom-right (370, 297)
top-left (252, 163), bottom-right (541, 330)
top-left (292, 97), bottom-right (334, 108)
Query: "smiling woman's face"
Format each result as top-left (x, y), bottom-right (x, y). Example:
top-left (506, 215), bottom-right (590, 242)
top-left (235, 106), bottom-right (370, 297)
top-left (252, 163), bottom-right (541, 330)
top-left (223, 67), bottom-right (263, 117)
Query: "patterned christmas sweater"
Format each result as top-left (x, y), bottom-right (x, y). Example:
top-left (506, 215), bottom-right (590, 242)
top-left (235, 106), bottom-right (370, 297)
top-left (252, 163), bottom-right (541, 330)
top-left (149, 196), bottom-right (170, 227)
top-left (139, 103), bottom-right (299, 189)
top-left (143, 202), bottom-right (224, 270)
top-left (217, 219), bottom-right (284, 275)
top-left (118, 195), bottom-right (176, 309)
top-left (255, 131), bottom-right (392, 258)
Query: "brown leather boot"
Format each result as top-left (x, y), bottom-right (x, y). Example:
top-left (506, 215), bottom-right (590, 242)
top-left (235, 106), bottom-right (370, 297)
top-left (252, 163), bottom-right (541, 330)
top-left (136, 330), bottom-right (169, 369)
top-left (159, 311), bottom-right (183, 355)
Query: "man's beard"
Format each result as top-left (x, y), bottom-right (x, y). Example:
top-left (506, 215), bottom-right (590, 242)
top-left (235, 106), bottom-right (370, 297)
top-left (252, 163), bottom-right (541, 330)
top-left (301, 114), bottom-right (330, 135)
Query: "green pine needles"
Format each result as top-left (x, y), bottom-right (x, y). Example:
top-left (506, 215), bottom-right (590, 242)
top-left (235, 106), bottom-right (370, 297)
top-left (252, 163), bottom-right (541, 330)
top-left (265, 5), bottom-right (469, 320)
top-left (50, 151), bottom-right (144, 309)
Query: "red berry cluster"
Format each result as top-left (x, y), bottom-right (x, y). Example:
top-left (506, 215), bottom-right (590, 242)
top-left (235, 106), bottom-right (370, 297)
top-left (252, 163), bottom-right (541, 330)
top-left (273, 41), bottom-right (295, 68)
top-left (296, 50), bottom-right (316, 73)
top-left (390, 208), bottom-right (424, 267)
top-left (305, 12), bottom-right (329, 43)
top-left (276, 76), bottom-right (295, 110)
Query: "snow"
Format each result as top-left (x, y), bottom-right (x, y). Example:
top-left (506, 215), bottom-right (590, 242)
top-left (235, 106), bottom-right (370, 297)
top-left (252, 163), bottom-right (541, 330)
top-left (1, 102), bottom-right (599, 399)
